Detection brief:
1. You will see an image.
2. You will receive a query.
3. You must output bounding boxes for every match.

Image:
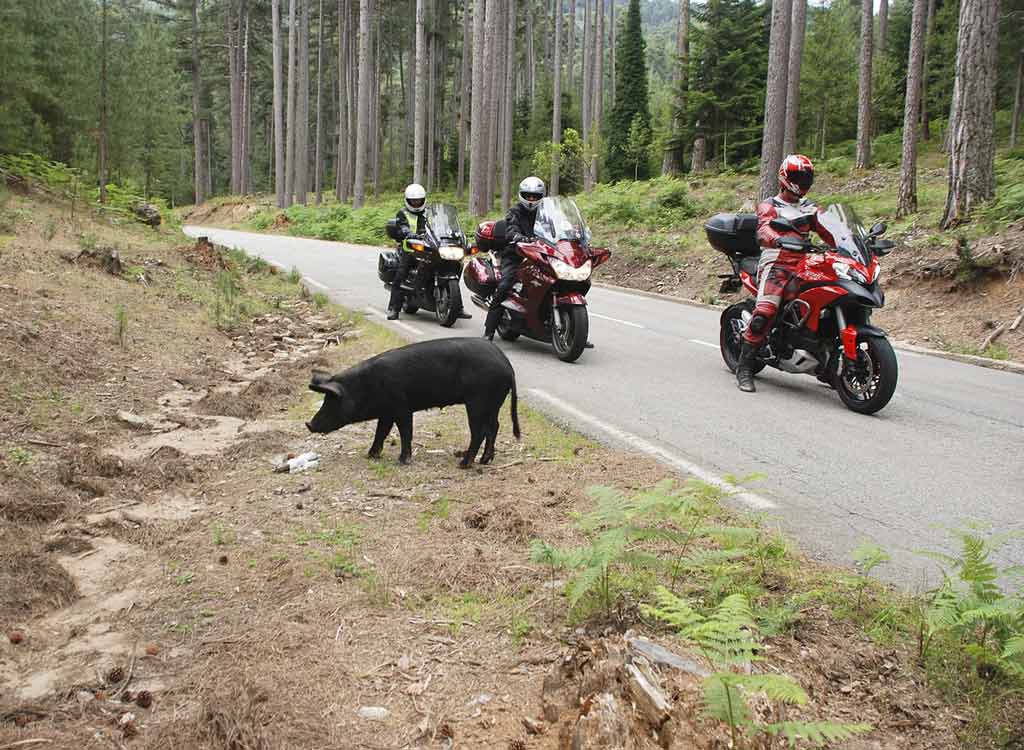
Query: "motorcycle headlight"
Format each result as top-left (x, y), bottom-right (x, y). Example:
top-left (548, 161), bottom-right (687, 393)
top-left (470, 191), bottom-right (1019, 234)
top-left (832, 261), bottom-right (867, 284)
top-left (439, 246), bottom-right (464, 260)
top-left (549, 258), bottom-right (592, 281)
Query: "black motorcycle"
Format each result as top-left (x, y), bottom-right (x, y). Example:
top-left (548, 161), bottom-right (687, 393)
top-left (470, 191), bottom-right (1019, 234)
top-left (379, 203), bottom-right (468, 328)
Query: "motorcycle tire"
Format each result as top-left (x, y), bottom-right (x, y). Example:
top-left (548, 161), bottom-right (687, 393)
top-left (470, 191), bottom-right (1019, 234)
top-left (497, 312), bottom-right (520, 341)
top-left (552, 306), bottom-right (589, 363)
top-left (833, 336), bottom-right (898, 415)
top-left (435, 279), bottom-right (462, 328)
top-left (720, 302), bottom-right (765, 374)
top-left (403, 301), bottom-right (419, 315)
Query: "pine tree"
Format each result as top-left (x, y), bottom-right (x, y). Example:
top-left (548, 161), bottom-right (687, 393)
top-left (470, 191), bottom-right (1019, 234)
top-left (605, 0), bottom-right (650, 181)
top-left (855, 0), bottom-right (873, 169)
top-left (897, 0), bottom-right (928, 216)
top-left (758, 0), bottom-right (791, 199)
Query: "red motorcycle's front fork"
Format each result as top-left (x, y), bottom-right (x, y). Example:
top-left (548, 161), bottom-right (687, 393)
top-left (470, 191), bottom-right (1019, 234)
top-left (835, 308), bottom-right (859, 362)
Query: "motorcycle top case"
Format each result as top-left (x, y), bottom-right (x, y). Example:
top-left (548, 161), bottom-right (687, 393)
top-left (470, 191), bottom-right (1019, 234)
top-left (474, 219), bottom-right (507, 253)
top-left (463, 256), bottom-right (498, 296)
top-left (378, 249), bottom-right (401, 284)
top-left (704, 213), bottom-right (760, 257)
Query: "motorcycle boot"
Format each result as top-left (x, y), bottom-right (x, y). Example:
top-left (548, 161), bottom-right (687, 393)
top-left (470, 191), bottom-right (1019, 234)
top-left (483, 305), bottom-right (502, 341)
top-left (735, 342), bottom-right (758, 393)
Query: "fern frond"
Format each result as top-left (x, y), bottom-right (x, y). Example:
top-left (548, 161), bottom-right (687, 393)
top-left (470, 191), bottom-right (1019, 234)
top-left (960, 599), bottom-right (1023, 628)
top-left (641, 585), bottom-right (704, 631)
top-left (703, 525), bottom-right (759, 548)
top-left (764, 720), bottom-right (872, 747)
top-left (732, 674), bottom-right (807, 705)
top-left (702, 673), bottom-right (752, 728)
top-left (566, 559), bottom-right (607, 608)
top-left (1003, 634), bottom-right (1024, 660)
top-left (676, 547), bottom-right (749, 569)
top-left (852, 542), bottom-right (891, 574)
top-left (580, 485), bottom-right (634, 531)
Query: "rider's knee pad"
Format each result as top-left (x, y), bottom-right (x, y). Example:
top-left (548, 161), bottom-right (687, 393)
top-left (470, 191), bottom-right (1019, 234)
top-left (748, 314), bottom-right (770, 335)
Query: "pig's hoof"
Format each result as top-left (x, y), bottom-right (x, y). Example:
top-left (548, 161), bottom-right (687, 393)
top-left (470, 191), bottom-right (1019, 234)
top-left (367, 449), bottom-right (382, 459)
top-left (480, 453), bottom-right (494, 465)
top-left (458, 460), bottom-right (472, 470)
top-left (398, 455), bottom-right (411, 465)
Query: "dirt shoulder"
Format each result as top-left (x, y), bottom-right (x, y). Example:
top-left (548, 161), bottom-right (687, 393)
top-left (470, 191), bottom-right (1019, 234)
top-left (3, 190), bottom-right (1018, 749)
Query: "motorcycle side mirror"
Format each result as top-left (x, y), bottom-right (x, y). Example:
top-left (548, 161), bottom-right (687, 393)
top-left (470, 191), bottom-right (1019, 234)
top-left (869, 221), bottom-right (887, 237)
top-left (873, 239), bottom-right (896, 255)
top-left (770, 217), bottom-right (796, 233)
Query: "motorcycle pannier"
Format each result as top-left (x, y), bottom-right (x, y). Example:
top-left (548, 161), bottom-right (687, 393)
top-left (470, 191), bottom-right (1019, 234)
top-left (378, 250), bottom-right (401, 284)
top-left (704, 213), bottom-right (760, 257)
top-left (463, 256), bottom-right (498, 296)
top-left (474, 220), bottom-right (507, 253)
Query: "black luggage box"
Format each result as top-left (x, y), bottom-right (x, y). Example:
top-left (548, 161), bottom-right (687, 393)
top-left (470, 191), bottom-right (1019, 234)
top-left (704, 213), bottom-right (759, 257)
top-left (378, 250), bottom-right (400, 284)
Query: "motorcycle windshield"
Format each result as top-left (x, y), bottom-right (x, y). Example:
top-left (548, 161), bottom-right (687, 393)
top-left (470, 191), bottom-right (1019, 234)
top-left (424, 203), bottom-right (465, 244)
top-left (817, 203), bottom-right (871, 266)
top-left (534, 197), bottom-right (590, 247)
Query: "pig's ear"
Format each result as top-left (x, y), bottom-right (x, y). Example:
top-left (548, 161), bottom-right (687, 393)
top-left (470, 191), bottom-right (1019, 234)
top-left (309, 376), bottom-right (345, 398)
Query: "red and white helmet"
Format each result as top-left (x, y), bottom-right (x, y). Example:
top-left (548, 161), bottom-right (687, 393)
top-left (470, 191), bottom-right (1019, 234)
top-left (778, 154), bottom-right (815, 197)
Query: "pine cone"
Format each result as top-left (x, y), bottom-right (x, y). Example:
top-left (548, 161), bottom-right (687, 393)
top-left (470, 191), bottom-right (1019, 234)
top-left (106, 666), bottom-right (125, 684)
top-left (509, 741), bottom-right (527, 750)
top-left (135, 690), bottom-right (153, 709)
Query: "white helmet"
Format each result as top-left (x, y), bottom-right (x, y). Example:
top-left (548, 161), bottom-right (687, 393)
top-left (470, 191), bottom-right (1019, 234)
top-left (404, 183), bottom-right (426, 214)
top-left (518, 176), bottom-right (545, 211)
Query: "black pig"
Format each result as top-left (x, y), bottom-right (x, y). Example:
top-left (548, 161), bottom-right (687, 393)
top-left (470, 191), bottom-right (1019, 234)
top-left (306, 338), bottom-right (521, 467)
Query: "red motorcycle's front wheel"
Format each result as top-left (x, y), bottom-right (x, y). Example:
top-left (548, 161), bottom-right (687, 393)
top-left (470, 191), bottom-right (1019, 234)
top-left (833, 336), bottom-right (898, 415)
top-left (552, 305), bottom-right (589, 363)
top-left (720, 301), bottom-right (765, 374)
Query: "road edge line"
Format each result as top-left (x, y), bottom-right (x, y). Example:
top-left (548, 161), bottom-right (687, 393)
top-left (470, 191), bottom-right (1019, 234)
top-left (527, 387), bottom-right (777, 511)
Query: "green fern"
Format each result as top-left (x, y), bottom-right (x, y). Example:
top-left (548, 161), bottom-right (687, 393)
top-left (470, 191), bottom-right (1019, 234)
top-left (642, 587), bottom-right (759, 668)
top-left (764, 720), bottom-right (874, 747)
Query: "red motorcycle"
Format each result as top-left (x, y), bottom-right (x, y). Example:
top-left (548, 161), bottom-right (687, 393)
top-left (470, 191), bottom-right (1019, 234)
top-left (707, 203), bottom-right (898, 414)
top-left (463, 197), bottom-right (610, 362)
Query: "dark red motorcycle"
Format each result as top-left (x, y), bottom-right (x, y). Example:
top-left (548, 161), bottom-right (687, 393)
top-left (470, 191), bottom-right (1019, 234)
top-left (463, 197), bottom-right (610, 363)
top-left (707, 203), bottom-right (898, 414)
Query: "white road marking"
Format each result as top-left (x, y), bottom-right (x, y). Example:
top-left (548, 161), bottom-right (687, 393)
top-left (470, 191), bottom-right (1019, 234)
top-left (303, 277), bottom-right (329, 291)
top-left (689, 339), bottom-right (720, 349)
top-left (364, 307), bottom-right (423, 337)
top-left (590, 312), bottom-right (645, 329)
top-left (527, 388), bottom-right (778, 510)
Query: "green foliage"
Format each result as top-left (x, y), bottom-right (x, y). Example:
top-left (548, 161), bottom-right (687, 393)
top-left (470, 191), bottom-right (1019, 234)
top-left (606, 0), bottom-right (652, 181)
top-left (624, 115), bottom-right (654, 181)
top-left (212, 271), bottom-right (240, 329)
top-left (645, 586), bottom-right (871, 747)
top-left (533, 129), bottom-right (587, 194)
top-left (850, 542), bottom-right (891, 613)
top-left (918, 526), bottom-right (1024, 679)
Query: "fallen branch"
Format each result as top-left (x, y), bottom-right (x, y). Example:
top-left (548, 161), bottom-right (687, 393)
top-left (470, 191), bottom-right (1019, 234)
top-left (112, 646), bottom-right (137, 700)
top-left (492, 460), bottom-right (523, 471)
top-left (1010, 306), bottom-right (1024, 332)
top-left (25, 438), bottom-right (66, 448)
top-left (979, 323), bottom-right (1007, 352)
top-left (0, 740), bottom-right (55, 750)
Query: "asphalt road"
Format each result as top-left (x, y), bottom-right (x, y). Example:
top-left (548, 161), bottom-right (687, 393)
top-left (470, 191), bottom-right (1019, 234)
top-left (184, 225), bottom-right (1024, 585)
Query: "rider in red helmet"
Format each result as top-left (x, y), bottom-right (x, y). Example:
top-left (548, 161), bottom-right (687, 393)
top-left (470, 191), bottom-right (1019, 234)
top-left (736, 154), bottom-right (836, 393)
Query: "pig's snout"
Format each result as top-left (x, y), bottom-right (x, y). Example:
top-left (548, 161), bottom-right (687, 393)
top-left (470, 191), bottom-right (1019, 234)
top-left (305, 420), bottom-right (313, 431)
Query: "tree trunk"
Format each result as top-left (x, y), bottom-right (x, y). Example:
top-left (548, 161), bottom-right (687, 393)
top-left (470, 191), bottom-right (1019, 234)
top-left (552, 0), bottom-right (563, 194)
top-left (372, 11), bottom-right (382, 196)
top-left (414, 0), bottom-right (427, 184)
top-left (855, 0), bottom-right (873, 169)
top-left (228, 4), bottom-right (239, 193)
top-left (757, 0), bottom-right (791, 199)
top-left (296, 0), bottom-right (310, 204)
top-left (285, 0), bottom-right (298, 204)
top-left (878, 0), bottom-right (889, 56)
top-left (426, 13), bottom-right (436, 191)
top-left (589, 0), bottom-right (603, 187)
top-left (582, 0), bottom-right (591, 148)
top-left (314, 0), bottom-right (325, 204)
top-left (353, 0), bottom-right (373, 207)
top-left (920, 0), bottom-right (936, 140)
top-left (896, 0), bottom-right (927, 217)
top-left (525, 0), bottom-right (535, 106)
top-left (610, 0), bottom-right (615, 106)
top-left (782, 0), bottom-right (806, 157)
top-left (691, 135), bottom-right (705, 173)
top-left (99, 0), bottom-right (109, 203)
top-left (486, 0), bottom-right (504, 207)
top-left (457, 2), bottom-right (471, 199)
top-left (203, 118), bottom-right (213, 196)
top-left (502, 0), bottom-right (516, 207)
top-left (241, 10), bottom-right (252, 194)
top-left (661, 0), bottom-right (688, 175)
top-left (1011, 49), bottom-right (1023, 148)
top-left (192, 0), bottom-right (207, 205)
top-left (336, 0), bottom-right (350, 201)
top-left (468, 0), bottom-right (488, 215)
top-left (568, 0), bottom-right (576, 93)
top-left (940, 0), bottom-right (1001, 228)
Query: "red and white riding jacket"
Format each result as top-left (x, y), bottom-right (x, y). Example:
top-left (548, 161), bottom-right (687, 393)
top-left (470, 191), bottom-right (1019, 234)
top-left (756, 193), bottom-right (836, 259)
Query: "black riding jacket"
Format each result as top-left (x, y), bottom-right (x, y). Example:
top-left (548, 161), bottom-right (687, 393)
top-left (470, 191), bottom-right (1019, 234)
top-left (503, 203), bottom-right (537, 248)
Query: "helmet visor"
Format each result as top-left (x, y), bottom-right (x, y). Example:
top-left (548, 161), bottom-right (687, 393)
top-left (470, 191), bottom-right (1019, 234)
top-left (520, 191), bottom-right (543, 203)
top-left (791, 169), bottom-right (814, 192)
top-left (407, 197), bottom-right (425, 209)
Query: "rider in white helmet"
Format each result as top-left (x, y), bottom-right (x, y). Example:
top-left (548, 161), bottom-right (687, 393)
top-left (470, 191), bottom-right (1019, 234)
top-left (483, 176), bottom-right (545, 340)
top-left (387, 183), bottom-right (427, 319)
